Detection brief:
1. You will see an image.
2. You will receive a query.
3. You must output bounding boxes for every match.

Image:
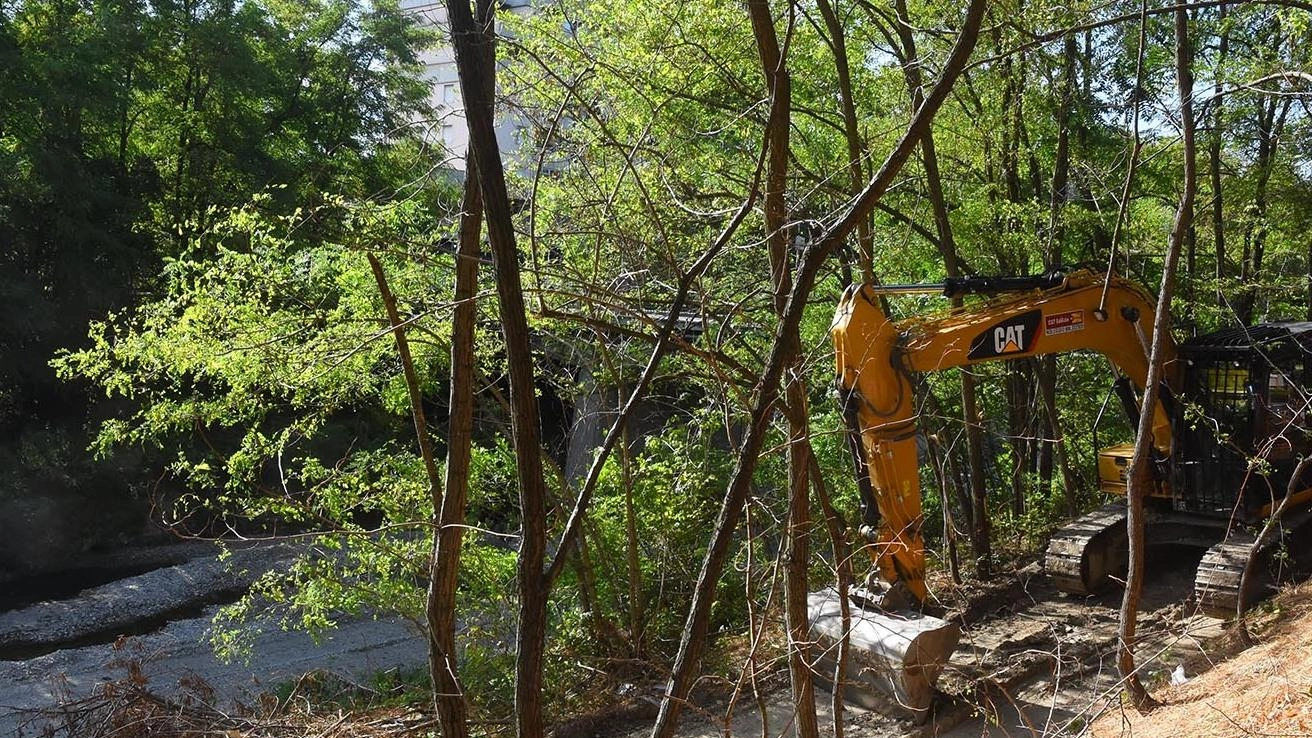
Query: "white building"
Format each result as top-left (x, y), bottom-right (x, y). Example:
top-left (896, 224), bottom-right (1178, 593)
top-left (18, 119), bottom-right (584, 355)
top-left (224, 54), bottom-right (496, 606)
top-left (400, 0), bottom-right (532, 172)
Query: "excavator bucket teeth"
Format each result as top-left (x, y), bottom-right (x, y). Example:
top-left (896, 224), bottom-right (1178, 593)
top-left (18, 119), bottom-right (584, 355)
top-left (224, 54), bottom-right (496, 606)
top-left (807, 588), bottom-right (960, 724)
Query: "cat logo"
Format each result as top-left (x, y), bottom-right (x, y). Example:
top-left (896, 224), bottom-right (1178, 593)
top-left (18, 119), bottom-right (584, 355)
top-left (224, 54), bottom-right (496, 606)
top-left (967, 310), bottom-right (1042, 360)
top-left (994, 325), bottom-right (1026, 353)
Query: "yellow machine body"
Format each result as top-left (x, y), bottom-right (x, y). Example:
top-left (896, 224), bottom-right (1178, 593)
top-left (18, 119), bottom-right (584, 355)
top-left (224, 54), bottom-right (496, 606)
top-left (820, 269), bottom-right (1177, 718)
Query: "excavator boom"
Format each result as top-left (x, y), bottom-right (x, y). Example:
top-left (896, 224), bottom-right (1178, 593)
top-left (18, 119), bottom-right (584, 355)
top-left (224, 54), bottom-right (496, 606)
top-left (815, 269), bottom-right (1175, 719)
top-left (833, 269), bottom-right (1173, 604)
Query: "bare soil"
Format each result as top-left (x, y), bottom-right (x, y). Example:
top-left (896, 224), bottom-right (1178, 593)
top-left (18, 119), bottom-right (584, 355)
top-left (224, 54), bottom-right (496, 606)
top-left (1088, 580), bottom-right (1312, 738)
top-left (601, 548), bottom-right (1246, 738)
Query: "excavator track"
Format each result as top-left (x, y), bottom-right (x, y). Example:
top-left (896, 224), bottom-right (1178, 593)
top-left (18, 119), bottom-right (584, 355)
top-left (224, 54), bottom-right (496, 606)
top-left (1044, 502), bottom-right (1128, 596)
top-left (1193, 535), bottom-right (1271, 619)
top-left (1193, 506), bottom-right (1312, 618)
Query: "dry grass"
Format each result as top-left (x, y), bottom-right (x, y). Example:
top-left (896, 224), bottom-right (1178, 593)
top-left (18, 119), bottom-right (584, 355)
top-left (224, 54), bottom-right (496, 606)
top-left (1091, 581), bottom-right (1312, 738)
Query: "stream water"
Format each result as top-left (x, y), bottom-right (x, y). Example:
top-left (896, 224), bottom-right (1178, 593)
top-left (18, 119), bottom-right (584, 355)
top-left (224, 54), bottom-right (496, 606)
top-left (0, 545), bottom-right (428, 736)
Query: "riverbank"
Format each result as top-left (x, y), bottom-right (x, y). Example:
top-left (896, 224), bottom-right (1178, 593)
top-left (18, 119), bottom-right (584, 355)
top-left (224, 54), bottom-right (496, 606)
top-left (0, 541), bottom-right (428, 737)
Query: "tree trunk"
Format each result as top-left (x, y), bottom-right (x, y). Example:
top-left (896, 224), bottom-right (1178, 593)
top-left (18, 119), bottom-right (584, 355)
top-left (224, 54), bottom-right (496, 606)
top-left (649, 5), bottom-right (987, 735)
top-left (444, 3), bottom-right (550, 734)
top-left (815, 0), bottom-right (871, 284)
top-left (620, 424), bottom-right (645, 657)
top-left (808, 447), bottom-right (852, 738)
top-left (1242, 95), bottom-right (1290, 323)
top-left (1040, 365), bottom-right (1079, 519)
top-left (745, 3), bottom-right (818, 735)
top-left (368, 251), bottom-right (468, 736)
top-left (1047, 34), bottom-right (1077, 268)
top-left (1006, 362), bottom-right (1032, 519)
top-left (1037, 359), bottom-right (1055, 502)
top-left (1239, 458), bottom-right (1312, 627)
top-left (1035, 35), bottom-right (1079, 519)
top-left (1119, 4), bottom-right (1195, 712)
top-left (1210, 3), bottom-right (1228, 309)
top-left (999, 40), bottom-right (1032, 523)
top-left (961, 376), bottom-right (991, 574)
top-left (926, 435), bottom-right (962, 584)
top-left (1237, 25), bottom-right (1291, 325)
top-left (424, 7), bottom-right (494, 732)
top-left (428, 154), bottom-right (484, 738)
top-left (781, 385), bottom-right (817, 738)
top-left (891, 0), bottom-right (989, 577)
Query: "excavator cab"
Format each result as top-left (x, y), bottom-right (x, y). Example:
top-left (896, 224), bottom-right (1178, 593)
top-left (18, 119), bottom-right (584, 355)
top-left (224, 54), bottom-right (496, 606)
top-left (1172, 323), bottom-right (1312, 520)
top-left (1050, 320), bottom-right (1312, 617)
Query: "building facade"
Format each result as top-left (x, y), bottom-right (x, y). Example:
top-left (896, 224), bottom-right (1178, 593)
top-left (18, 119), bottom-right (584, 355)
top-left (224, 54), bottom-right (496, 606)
top-left (399, 0), bottom-right (531, 171)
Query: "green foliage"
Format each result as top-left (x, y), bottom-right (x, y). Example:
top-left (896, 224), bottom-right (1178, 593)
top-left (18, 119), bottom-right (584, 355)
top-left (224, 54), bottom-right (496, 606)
top-left (504, 0), bottom-right (1312, 595)
top-left (0, 0), bottom-right (436, 568)
top-left (581, 419), bottom-right (736, 651)
top-left (55, 192), bottom-right (462, 650)
top-left (21, 0), bottom-right (1312, 724)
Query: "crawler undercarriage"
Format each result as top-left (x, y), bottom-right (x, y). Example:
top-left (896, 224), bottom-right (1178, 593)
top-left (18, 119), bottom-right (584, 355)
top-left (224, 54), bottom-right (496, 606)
top-left (1045, 503), bottom-right (1312, 618)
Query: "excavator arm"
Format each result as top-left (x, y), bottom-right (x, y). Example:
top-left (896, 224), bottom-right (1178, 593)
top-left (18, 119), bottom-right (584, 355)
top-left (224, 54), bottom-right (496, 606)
top-left (810, 268), bottom-right (1177, 721)
top-left (831, 269), bottom-right (1177, 604)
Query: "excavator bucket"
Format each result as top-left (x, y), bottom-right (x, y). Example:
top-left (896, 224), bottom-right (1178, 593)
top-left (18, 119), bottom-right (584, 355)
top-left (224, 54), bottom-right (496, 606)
top-left (807, 588), bottom-right (960, 724)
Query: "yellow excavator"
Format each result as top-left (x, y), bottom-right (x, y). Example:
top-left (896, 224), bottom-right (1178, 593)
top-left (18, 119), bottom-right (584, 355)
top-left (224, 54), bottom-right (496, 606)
top-left (811, 268), bottom-right (1312, 720)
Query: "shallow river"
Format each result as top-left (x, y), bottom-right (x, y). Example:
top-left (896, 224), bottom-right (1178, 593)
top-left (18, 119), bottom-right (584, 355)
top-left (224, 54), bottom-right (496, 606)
top-left (0, 546), bottom-right (428, 737)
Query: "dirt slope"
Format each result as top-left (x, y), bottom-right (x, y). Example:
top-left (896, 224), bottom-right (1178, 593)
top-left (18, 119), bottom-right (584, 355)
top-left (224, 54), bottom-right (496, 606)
top-left (1091, 581), bottom-right (1312, 738)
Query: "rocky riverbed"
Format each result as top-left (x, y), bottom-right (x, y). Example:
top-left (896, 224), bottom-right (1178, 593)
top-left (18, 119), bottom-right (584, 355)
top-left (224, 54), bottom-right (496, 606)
top-left (0, 542), bottom-right (428, 737)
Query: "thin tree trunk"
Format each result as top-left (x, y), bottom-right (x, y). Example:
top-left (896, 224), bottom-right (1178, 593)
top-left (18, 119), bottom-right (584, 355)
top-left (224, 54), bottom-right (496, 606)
top-left (926, 435), bottom-right (962, 584)
top-left (1237, 38), bottom-right (1290, 325)
top-left (1047, 34), bottom-right (1076, 268)
top-left (428, 156), bottom-right (483, 738)
top-left (998, 36), bottom-right (1032, 521)
top-left (423, 7), bottom-right (494, 732)
top-left (1238, 457), bottom-right (1312, 627)
top-left (1307, 238), bottom-right (1312, 321)
top-left (1007, 364), bottom-right (1030, 518)
top-left (1119, 3), bottom-right (1195, 712)
top-left (649, 4), bottom-right (987, 734)
top-left (917, 384), bottom-right (974, 563)
top-left (1037, 384), bottom-right (1054, 497)
top-left (781, 388), bottom-right (817, 738)
top-left (808, 448), bottom-right (851, 738)
top-left (1035, 34), bottom-right (1078, 517)
top-left (1210, 3), bottom-right (1228, 308)
top-left (815, 0), bottom-right (872, 284)
top-left (891, 0), bottom-right (990, 576)
top-left (444, 2), bottom-right (549, 734)
top-left (571, 515), bottom-right (602, 629)
top-left (997, 20), bottom-right (1022, 206)
top-left (1186, 223), bottom-right (1197, 325)
top-left (1241, 95), bottom-right (1291, 323)
top-left (744, 3), bottom-right (818, 735)
top-left (541, 105), bottom-right (771, 595)
top-left (961, 376), bottom-right (990, 574)
top-left (368, 251), bottom-right (467, 733)
top-left (1039, 369), bottom-right (1079, 519)
top-left (1105, 0), bottom-right (1147, 293)
top-left (620, 424), bottom-right (645, 656)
